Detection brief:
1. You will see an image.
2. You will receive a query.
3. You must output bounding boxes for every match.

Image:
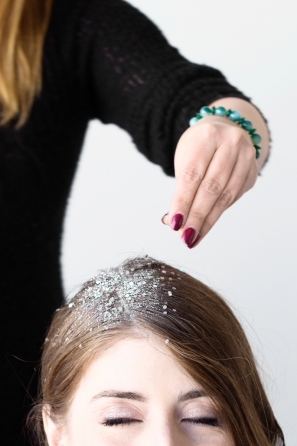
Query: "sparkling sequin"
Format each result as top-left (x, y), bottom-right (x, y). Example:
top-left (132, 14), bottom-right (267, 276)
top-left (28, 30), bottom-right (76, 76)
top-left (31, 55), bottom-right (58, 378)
top-left (55, 257), bottom-right (181, 345)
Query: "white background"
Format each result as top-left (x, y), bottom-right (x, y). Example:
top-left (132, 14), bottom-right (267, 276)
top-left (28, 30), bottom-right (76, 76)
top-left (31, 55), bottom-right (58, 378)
top-left (62, 1), bottom-right (297, 444)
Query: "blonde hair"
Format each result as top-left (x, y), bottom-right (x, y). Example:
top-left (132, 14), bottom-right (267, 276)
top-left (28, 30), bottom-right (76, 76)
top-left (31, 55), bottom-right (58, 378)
top-left (28, 257), bottom-right (284, 446)
top-left (0, 0), bottom-right (53, 128)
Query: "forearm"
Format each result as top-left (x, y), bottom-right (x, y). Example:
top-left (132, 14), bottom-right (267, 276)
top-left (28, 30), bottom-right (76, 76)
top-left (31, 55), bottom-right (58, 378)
top-left (207, 97), bottom-right (269, 171)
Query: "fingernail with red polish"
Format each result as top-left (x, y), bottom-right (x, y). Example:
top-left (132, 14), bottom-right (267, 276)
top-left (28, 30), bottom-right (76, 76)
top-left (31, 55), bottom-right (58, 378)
top-left (189, 234), bottom-right (201, 249)
top-left (182, 227), bottom-right (196, 247)
top-left (171, 213), bottom-right (183, 231)
top-left (161, 213), bottom-right (168, 225)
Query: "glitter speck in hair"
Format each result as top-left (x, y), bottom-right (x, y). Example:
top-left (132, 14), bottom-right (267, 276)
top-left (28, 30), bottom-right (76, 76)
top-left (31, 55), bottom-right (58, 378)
top-left (57, 257), bottom-right (180, 345)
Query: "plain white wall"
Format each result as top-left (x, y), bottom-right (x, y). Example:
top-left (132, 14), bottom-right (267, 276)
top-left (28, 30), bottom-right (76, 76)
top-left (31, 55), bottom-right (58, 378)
top-left (62, 1), bottom-right (297, 444)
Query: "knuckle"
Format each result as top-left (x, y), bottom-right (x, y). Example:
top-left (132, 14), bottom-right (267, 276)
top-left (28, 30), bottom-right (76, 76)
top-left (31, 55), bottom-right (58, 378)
top-left (190, 210), bottom-right (205, 224)
top-left (228, 128), bottom-right (247, 148)
top-left (201, 178), bottom-right (223, 196)
top-left (201, 219), bottom-right (213, 234)
top-left (231, 127), bottom-right (245, 142)
top-left (175, 196), bottom-right (192, 210)
top-left (245, 144), bottom-right (256, 162)
top-left (202, 123), bottom-right (217, 140)
top-left (180, 167), bottom-right (202, 185)
top-left (218, 190), bottom-right (234, 208)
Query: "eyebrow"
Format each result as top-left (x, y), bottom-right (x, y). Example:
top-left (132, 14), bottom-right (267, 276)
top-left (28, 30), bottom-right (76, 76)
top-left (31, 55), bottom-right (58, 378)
top-left (178, 390), bottom-right (205, 402)
top-left (90, 391), bottom-right (147, 403)
top-left (90, 389), bottom-right (205, 404)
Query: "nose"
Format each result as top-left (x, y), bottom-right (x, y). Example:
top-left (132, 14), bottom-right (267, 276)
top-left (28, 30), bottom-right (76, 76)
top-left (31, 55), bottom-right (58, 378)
top-left (142, 420), bottom-right (183, 446)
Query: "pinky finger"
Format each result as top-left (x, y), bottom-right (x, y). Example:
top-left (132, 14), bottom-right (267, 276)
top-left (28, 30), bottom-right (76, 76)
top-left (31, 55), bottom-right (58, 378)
top-left (232, 163), bottom-right (258, 205)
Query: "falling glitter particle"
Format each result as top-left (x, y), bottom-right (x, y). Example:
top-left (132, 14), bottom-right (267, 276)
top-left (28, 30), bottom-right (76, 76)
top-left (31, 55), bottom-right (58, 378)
top-left (165, 339), bottom-right (170, 344)
top-left (168, 291), bottom-right (172, 296)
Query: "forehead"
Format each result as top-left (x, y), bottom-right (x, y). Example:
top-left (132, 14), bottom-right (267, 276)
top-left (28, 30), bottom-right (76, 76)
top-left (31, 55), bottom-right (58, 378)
top-left (72, 336), bottom-right (199, 403)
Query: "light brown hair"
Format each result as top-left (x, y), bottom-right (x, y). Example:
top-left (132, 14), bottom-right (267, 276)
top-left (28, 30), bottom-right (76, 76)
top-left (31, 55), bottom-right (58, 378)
top-left (28, 257), bottom-right (284, 446)
top-left (0, 0), bottom-right (53, 128)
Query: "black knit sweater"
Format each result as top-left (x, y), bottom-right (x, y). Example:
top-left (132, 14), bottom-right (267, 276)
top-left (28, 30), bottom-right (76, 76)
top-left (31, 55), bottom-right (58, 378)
top-left (0, 0), bottom-right (251, 442)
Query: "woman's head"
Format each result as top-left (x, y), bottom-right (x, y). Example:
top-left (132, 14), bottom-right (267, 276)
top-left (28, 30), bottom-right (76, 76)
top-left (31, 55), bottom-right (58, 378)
top-left (30, 256), bottom-right (284, 445)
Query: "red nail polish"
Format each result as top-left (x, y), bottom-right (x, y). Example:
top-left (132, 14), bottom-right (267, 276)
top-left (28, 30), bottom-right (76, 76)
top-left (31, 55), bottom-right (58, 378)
top-left (182, 227), bottom-right (195, 246)
top-left (171, 213), bottom-right (183, 231)
top-left (189, 234), bottom-right (201, 249)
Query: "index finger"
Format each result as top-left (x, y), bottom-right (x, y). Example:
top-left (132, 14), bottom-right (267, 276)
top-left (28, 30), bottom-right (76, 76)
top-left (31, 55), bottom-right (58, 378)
top-left (167, 132), bottom-right (216, 230)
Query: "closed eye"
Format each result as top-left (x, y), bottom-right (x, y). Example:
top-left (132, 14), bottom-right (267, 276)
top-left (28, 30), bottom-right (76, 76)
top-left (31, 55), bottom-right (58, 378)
top-left (103, 418), bottom-right (142, 427)
top-left (182, 417), bottom-right (220, 427)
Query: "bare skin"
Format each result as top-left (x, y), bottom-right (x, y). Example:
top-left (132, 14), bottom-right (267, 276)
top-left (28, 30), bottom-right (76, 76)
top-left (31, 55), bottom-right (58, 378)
top-left (43, 336), bottom-right (235, 446)
top-left (163, 97), bottom-right (269, 248)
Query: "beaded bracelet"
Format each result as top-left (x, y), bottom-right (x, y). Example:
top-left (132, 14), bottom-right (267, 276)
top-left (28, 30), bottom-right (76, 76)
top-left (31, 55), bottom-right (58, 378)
top-left (189, 106), bottom-right (262, 159)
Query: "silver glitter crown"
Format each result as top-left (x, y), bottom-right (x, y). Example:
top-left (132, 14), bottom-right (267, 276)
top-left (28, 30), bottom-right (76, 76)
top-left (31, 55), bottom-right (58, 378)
top-left (56, 256), bottom-right (180, 346)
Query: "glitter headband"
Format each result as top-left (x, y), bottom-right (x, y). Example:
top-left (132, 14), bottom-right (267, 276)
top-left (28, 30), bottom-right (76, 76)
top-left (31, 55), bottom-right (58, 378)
top-left (50, 256), bottom-right (181, 348)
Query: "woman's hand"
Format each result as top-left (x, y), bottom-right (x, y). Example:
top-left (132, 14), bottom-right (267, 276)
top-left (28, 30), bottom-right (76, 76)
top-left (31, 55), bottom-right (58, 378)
top-left (162, 98), bottom-right (269, 248)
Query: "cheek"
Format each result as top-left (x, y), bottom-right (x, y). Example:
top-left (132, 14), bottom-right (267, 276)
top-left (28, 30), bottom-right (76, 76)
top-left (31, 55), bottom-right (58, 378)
top-left (183, 425), bottom-right (234, 445)
top-left (66, 406), bottom-right (139, 446)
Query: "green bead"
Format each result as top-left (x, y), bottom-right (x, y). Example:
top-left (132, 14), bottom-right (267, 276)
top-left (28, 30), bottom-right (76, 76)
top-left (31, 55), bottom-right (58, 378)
top-left (241, 120), bottom-right (253, 131)
top-left (251, 133), bottom-right (262, 145)
top-left (200, 106), bottom-right (213, 117)
top-left (214, 106), bottom-right (227, 117)
top-left (228, 110), bottom-right (241, 121)
top-left (254, 145), bottom-right (261, 151)
top-left (248, 129), bottom-right (256, 135)
top-left (195, 113), bottom-right (203, 119)
top-left (237, 118), bottom-right (246, 125)
top-left (189, 117), bottom-right (199, 126)
top-left (256, 150), bottom-right (260, 159)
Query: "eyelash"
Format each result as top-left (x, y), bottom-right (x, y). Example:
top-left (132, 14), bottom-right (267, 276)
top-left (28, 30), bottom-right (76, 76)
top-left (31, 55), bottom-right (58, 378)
top-left (103, 418), bottom-right (142, 427)
top-left (182, 417), bottom-right (220, 427)
top-left (103, 417), bottom-right (220, 427)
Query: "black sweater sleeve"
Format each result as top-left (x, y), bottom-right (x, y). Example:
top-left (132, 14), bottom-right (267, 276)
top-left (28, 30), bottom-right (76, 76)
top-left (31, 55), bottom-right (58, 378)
top-left (76, 0), bottom-right (250, 176)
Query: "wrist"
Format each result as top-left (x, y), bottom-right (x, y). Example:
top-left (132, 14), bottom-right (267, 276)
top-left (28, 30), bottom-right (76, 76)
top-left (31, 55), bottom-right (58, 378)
top-left (190, 105), bottom-right (262, 159)
top-left (208, 98), bottom-right (269, 169)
